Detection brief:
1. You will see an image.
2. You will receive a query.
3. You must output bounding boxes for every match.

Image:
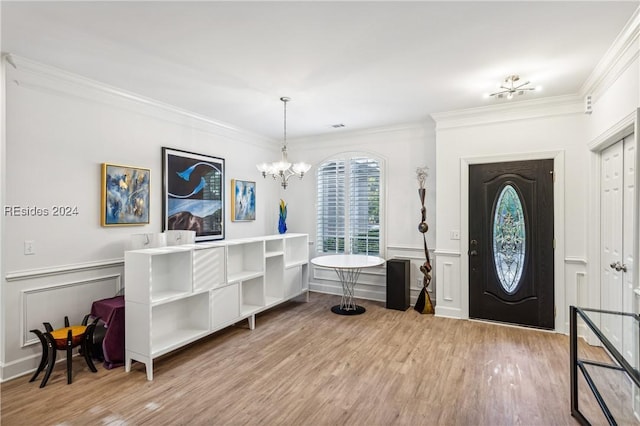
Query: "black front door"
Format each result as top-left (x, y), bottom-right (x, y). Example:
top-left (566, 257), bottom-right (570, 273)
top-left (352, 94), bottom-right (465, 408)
top-left (469, 159), bottom-right (554, 329)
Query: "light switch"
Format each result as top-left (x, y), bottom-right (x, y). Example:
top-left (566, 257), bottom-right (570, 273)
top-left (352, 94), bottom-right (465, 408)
top-left (24, 240), bottom-right (35, 255)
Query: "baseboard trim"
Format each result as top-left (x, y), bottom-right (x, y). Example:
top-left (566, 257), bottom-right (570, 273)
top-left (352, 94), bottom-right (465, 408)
top-left (434, 305), bottom-right (462, 319)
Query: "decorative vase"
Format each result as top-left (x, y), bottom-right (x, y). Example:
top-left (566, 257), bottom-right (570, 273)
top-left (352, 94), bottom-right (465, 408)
top-left (278, 199), bottom-right (287, 234)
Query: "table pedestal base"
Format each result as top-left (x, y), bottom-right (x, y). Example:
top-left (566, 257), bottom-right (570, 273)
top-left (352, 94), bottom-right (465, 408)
top-left (332, 267), bottom-right (366, 315)
top-left (331, 305), bottom-right (366, 315)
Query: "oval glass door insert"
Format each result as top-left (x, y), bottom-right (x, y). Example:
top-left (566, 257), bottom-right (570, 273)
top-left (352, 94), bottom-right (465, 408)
top-left (492, 184), bottom-right (526, 294)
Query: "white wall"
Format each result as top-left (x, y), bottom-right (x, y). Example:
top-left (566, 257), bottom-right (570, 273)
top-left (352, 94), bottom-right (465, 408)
top-left (0, 52), bottom-right (6, 375)
top-left (584, 8), bottom-right (639, 144)
top-left (288, 122), bottom-right (436, 303)
top-left (1, 56), bottom-right (282, 380)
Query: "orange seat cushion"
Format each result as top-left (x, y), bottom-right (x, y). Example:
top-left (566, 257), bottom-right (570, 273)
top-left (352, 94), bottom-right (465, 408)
top-left (50, 325), bottom-right (87, 349)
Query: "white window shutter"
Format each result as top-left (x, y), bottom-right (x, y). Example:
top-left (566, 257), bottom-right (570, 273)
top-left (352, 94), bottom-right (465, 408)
top-left (316, 160), bottom-right (346, 253)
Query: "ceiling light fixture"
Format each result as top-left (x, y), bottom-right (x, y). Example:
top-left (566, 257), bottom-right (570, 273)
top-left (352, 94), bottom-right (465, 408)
top-left (487, 74), bottom-right (541, 100)
top-left (256, 97), bottom-right (311, 189)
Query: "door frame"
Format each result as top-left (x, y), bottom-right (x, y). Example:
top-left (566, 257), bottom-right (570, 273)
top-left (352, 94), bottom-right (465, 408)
top-left (587, 110), bottom-right (639, 341)
top-left (461, 150), bottom-right (565, 331)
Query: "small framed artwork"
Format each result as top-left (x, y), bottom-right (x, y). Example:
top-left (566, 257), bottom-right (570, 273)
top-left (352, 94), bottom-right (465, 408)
top-left (162, 147), bottom-right (225, 241)
top-left (231, 179), bottom-right (256, 221)
top-left (101, 163), bottom-right (150, 226)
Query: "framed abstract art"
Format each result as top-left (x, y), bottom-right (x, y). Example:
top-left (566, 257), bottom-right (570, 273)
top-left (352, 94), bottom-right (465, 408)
top-left (162, 147), bottom-right (225, 241)
top-left (101, 163), bottom-right (150, 226)
top-left (231, 179), bottom-right (256, 221)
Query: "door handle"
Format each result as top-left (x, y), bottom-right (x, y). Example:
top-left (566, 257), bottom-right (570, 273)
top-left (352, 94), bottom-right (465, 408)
top-left (610, 261), bottom-right (629, 272)
top-left (617, 263), bottom-right (628, 273)
top-left (469, 239), bottom-right (478, 256)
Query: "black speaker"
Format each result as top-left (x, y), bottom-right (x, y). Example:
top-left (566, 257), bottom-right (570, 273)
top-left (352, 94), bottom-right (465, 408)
top-left (386, 258), bottom-right (410, 311)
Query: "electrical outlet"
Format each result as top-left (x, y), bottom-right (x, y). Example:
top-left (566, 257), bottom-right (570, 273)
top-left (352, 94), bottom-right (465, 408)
top-left (450, 230), bottom-right (460, 240)
top-left (24, 240), bottom-right (35, 255)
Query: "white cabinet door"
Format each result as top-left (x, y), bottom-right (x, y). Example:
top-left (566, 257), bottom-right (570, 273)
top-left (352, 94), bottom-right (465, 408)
top-left (193, 247), bottom-right (225, 292)
top-left (211, 284), bottom-right (240, 328)
top-left (284, 266), bottom-right (302, 299)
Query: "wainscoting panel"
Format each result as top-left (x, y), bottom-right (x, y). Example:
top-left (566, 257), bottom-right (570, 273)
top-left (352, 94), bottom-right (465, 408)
top-left (2, 260), bottom-right (123, 382)
top-left (434, 251), bottom-right (461, 319)
top-left (442, 262), bottom-right (454, 302)
top-left (22, 274), bottom-right (121, 347)
top-left (564, 257), bottom-right (588, 336)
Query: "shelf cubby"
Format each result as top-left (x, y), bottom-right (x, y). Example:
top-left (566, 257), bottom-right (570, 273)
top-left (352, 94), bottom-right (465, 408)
top-left (241, 276), bottom-right (265, 316)
top-left (125, 247), bottom-right (193, 304)
top-left (150, 292), bottom-right (210, 358)
top-left (265, 237), bottom-right (284, 257)
top-left (227, 240), bottom-right (264, 283)
top-left (284, 234), bottom-right (309, 266)
top-left (265, 255), bottom-right (285, 304)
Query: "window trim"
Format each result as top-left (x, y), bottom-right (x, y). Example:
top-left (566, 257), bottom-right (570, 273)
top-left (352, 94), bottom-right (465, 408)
top-left (315, 151), bottom-right (385, 258)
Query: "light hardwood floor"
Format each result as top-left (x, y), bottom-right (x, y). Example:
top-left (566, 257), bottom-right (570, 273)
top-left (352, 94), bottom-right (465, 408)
top-left (0, 293), bottom-right (624, 425)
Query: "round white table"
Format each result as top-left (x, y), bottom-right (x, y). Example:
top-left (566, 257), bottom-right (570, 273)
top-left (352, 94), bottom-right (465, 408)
top-left (311, 254), bottom-right (385, 315)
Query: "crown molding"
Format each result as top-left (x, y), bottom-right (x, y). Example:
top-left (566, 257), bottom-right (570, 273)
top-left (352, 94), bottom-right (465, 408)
top-left (580, 6), bottom-right (640, 101)
top-left (3, 54), bottom-right (277, 149)
top-left (588, 110), bottom-right (636, 151)
top-left (431, 94), bottom-right (583, 131)
top-left (289, 120), bottom-right (434, 148)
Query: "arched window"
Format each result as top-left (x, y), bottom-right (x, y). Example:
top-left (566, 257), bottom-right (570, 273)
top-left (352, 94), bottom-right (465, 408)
top-left (316, 154), bottom-right (383, 255)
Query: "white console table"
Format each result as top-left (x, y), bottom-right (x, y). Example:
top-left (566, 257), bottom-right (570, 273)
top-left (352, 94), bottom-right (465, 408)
top-left (124, 233), bottom-right (309, 380)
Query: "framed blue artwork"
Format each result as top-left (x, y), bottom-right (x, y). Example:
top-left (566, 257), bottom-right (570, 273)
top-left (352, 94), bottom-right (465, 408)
top-left (101, 163), bottom-right (150, 226)
top-left (162, 147), bottom-right (225, 241)
top-left (231, 179), bottom-right (256, 222)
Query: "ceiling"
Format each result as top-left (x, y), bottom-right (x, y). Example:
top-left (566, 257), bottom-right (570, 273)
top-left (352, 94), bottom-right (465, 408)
top-left (1, 1), bottom-right (638, 140)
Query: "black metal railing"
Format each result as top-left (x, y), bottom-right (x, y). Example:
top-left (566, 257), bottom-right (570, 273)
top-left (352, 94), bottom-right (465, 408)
top-left (570, 305), bottom-right (640, 426)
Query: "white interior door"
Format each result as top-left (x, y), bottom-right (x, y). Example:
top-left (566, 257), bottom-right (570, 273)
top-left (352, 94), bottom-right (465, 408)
top-left (622, 135), bottom-right (636, 363)
top-left (601, 140), bottom-right (623, 352)
top-left (600, 133), bottom-right (635, 363)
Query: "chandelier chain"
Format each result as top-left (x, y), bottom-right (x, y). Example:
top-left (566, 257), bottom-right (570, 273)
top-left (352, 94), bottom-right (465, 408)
top-left (283, 97), bottom-right (287, 149)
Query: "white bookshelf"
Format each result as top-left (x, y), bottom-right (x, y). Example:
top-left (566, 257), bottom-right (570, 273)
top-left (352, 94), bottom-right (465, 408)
top-left (125, 233), bottom-right (309, 380)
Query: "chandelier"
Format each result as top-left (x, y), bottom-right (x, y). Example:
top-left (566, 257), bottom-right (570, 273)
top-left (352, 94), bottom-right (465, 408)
top-left (256, 97), bottom-right (311, 189)
top-left (487, 75), bottom-right (541, 100)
